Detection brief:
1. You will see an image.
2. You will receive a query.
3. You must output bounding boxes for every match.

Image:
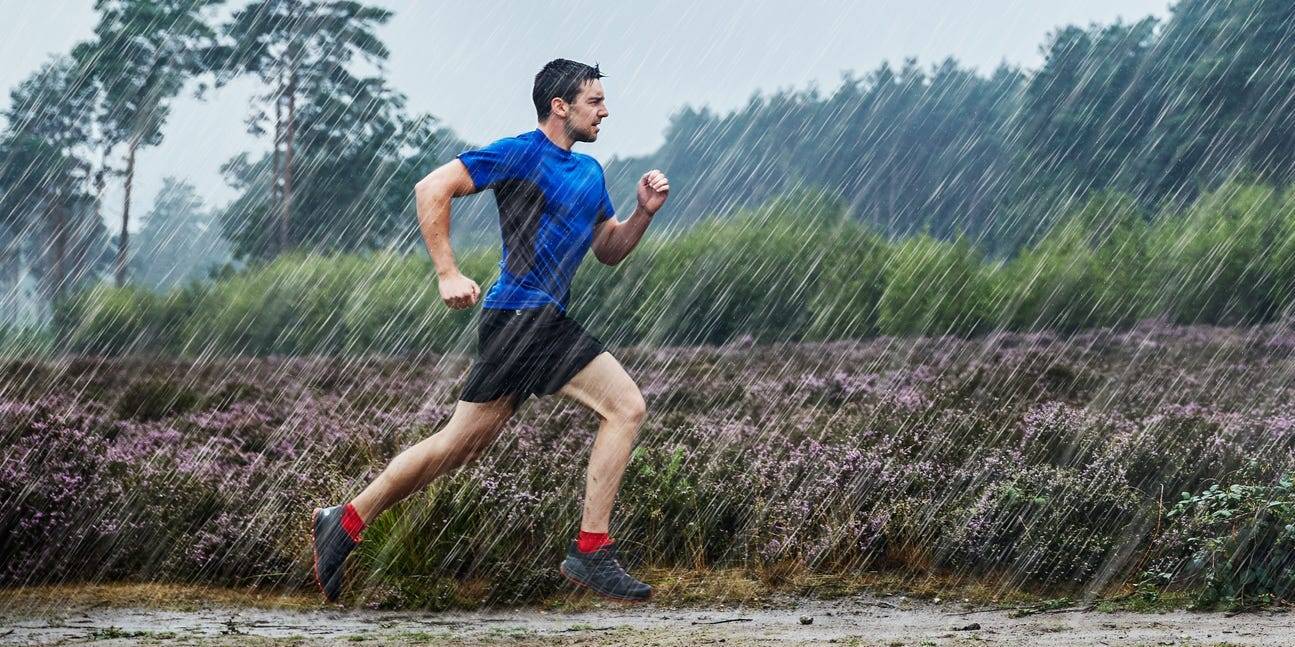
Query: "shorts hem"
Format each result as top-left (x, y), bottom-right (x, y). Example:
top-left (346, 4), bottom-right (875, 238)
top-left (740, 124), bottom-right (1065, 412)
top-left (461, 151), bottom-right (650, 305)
top-left (531, 343), bottom-right (607, 398)
top-left (458, 388), bottom-right (528, 405)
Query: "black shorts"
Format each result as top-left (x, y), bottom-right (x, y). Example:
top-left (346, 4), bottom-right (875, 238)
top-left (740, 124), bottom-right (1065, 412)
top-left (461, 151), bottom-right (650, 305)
top-left (458, 304), bottom-right (607, 406)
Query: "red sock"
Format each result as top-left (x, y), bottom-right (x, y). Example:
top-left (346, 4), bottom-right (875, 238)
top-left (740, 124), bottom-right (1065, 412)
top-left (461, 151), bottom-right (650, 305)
top-left (577, 530), bottom-right (612, 553)
top-left (340, 502), bottom-right (366, 542)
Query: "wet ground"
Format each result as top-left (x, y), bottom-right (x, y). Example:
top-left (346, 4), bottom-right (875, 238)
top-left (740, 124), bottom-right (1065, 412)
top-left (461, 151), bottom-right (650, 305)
top-left (2, 586), bottom-right (1290, 646)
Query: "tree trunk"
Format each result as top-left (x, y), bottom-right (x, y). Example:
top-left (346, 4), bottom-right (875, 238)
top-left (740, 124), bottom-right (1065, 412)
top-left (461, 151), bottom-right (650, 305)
top-left (92, 146), bottom-right (112, 243)
top-left (272, 68), bottom-right (284, 256)
top-left (51, 198), bottom-right (67, 304)
top-left (281, 69), bottom-right (297, 255)
top-left (115, 142), bottom-right (137, 287)
top-left (887, 172), bottom-right (897, 236)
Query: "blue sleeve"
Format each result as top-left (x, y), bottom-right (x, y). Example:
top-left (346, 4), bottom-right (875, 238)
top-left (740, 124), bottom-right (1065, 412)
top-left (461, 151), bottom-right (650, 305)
top-left (596, 164), bottom-right (614, 224)
top-left (455, 136), bottom-right (522, 191)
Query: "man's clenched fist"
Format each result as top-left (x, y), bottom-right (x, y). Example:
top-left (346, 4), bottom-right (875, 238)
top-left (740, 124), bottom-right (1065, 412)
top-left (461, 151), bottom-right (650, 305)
top-left (638, 169), bottom-right (670, 215)
top-left (439, 272), bottom-right (480, 310)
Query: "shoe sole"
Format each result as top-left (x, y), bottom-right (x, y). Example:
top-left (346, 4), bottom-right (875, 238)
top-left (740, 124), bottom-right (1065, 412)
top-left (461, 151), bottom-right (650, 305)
top-left (310, 507), bottom-right (333, 603)
top-left (559, 561), bottom-right (652, 603)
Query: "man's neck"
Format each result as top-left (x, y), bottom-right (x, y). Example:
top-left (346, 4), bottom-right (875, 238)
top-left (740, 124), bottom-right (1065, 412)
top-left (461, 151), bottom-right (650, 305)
top-left (538, 122), bottom-right (574, 151)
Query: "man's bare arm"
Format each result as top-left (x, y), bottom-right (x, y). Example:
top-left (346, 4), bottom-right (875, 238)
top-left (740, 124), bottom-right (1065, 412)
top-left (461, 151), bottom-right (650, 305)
top-left (593, 169), bottom-right (670, 266)
top-left (414, 159), bottom-right (483, 309)
top-left (592, 205), bottom-right (653, 266)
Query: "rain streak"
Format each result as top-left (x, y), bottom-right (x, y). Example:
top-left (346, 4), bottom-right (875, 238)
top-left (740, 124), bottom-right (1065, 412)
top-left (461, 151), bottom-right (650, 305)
top-left (3, 1), bottom-right (1295, 645)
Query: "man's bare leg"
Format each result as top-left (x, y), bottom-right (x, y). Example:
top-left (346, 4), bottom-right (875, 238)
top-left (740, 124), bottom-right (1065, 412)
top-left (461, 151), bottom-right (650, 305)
top-left (557, 351), bottom-right (648, 534)
top-left (349, 393), bottom-right (519, 523)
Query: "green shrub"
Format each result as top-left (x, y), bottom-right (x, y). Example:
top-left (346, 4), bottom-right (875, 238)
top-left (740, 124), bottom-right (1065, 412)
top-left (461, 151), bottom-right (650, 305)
top-left (878, 231), bottom-right (996, 337)
top-left (59, 283), bottom-right (166, 355)
top-left (1145, 182), bottom-right (1288, 326)
top-left (1143, 475), bottom-right (1295, 608)
top-left (38, 180), bottom-right (1295, 357)
top-left (995, 192), bottom-right (1149, 332)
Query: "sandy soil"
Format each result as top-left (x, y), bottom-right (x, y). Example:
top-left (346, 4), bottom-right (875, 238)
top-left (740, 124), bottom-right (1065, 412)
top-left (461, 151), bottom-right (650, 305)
top-left (2, 586), bottom-right (1291, 646)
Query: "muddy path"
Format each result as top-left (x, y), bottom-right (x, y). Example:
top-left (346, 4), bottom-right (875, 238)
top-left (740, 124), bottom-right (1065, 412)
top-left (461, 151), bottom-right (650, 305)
top-left (2, 587), bottom-right (1290, 646)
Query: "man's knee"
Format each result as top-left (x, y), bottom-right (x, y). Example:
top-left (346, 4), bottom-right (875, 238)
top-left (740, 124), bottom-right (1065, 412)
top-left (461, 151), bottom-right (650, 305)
top-left (608, 390), bottom-right (647, 427)
top-left (558, 353), bottom-right (647, 427)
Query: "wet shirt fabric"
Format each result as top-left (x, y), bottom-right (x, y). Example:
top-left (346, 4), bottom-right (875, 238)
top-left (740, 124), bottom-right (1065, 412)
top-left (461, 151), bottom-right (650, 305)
top-left (456, 128), bottom-right (615, 314)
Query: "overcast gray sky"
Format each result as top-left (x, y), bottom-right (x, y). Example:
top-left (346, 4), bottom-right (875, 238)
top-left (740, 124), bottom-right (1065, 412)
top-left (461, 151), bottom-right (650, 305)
top-left (0, 0), bottom-right (1170, 232)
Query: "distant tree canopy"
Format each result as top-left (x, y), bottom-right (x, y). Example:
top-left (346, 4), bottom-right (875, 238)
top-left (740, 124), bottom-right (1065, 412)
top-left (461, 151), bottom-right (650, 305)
top-left (74, 0), bottom-right (223, 287)
top-left (607, 0), bottom-right (1295, 259)
top-left (129, 177), bottom-right (230, 292)
top-left (214, 0), bottom-right (399, 261)
top-left (0, 56), bottom-right (112, 312)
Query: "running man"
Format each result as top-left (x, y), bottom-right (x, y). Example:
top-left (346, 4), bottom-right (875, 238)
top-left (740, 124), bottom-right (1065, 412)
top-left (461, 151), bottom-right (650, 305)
top-left (311, 59), bottom-right (670, 604)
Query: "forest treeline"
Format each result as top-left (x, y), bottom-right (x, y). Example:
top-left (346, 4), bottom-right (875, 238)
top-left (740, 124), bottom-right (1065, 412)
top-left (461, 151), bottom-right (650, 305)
top-left (607, 0), bottom-right (1295, 258)
top-left (0, 0), bottom-right (481, 328)
top-left (24, 179), bottom-right (1295, 358)
top-left (2, 0), bottom-right (1293, 332)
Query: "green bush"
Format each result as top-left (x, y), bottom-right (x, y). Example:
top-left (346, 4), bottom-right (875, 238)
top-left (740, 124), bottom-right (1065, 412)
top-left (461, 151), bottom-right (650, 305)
top-left (995, 191), bottom-right (1151, 332)
top-left (183, 251), bottom-right (360, 355)
top-left (60, 283), bottom-right (166, 355)
top-left (1262, 189), bottom-right (1295, 319)
top-left (802, 222), bottom-right (889, 341)
top-left (878, 231), bottom-right (996, 337)
top-left (40, 180), bottom-right (1295, 357)
top-left (1146, 182), bottom-right (1288, 326)
top-left (1142, 475), bottom-right (1295, 608)
top-left (339, 250), bottom-right (495, 356)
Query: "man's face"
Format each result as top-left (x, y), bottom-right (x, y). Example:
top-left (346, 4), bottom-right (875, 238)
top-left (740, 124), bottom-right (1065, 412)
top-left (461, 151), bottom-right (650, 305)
top-left (560, 79), bottom-right (608, 143)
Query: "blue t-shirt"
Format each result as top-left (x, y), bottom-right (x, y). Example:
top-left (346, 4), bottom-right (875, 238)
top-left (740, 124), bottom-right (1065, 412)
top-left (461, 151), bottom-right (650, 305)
top-left (456, 128), bottom-right (614, 313)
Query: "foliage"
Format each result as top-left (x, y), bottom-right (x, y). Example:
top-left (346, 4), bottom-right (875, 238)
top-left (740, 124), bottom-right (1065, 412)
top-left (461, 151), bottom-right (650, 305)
top-left (42, 179), bottom-right (1295, 356)
top-left (608, 1), bottom-right (1295, 258)
top-left (129, 177), bottom-right (232, 291)
top-left (877, 230), bottom-right (996, 338)
top-left (0, 56), bottom-right (110, 306)
top-left (1141, 475), bottom-right (1295, 609)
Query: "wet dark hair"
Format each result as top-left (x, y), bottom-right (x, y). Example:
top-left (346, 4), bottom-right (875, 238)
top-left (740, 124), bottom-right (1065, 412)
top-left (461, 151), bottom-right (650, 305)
top-left (533, 58), bottom-right (606, 121)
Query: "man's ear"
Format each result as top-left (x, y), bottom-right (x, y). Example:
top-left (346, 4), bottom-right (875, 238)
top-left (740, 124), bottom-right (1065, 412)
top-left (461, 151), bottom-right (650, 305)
top-left (550, 97), bottom-right (567, 119)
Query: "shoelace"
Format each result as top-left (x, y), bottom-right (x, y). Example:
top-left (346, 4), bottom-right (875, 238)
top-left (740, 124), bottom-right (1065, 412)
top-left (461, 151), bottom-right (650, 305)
top-left (581, 548), bottom-right (634, 579)
top-left (592, 559), bottom-right (627, 577)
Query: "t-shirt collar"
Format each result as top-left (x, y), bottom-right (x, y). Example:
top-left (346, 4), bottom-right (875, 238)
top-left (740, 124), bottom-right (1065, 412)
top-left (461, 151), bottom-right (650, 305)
top-left (533, 128), bottom-right (573, 158)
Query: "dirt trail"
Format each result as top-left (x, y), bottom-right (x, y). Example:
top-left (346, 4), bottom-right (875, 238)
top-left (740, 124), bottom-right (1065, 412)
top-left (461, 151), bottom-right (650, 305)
top-left (2, 589), bottom-right (1291, 646)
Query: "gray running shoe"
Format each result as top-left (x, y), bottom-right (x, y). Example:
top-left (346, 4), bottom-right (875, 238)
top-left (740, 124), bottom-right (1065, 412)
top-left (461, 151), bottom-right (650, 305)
top-left (312, 505), bottom-right (357, 603)
top-left (559, 540), bottom-right (652, 601)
